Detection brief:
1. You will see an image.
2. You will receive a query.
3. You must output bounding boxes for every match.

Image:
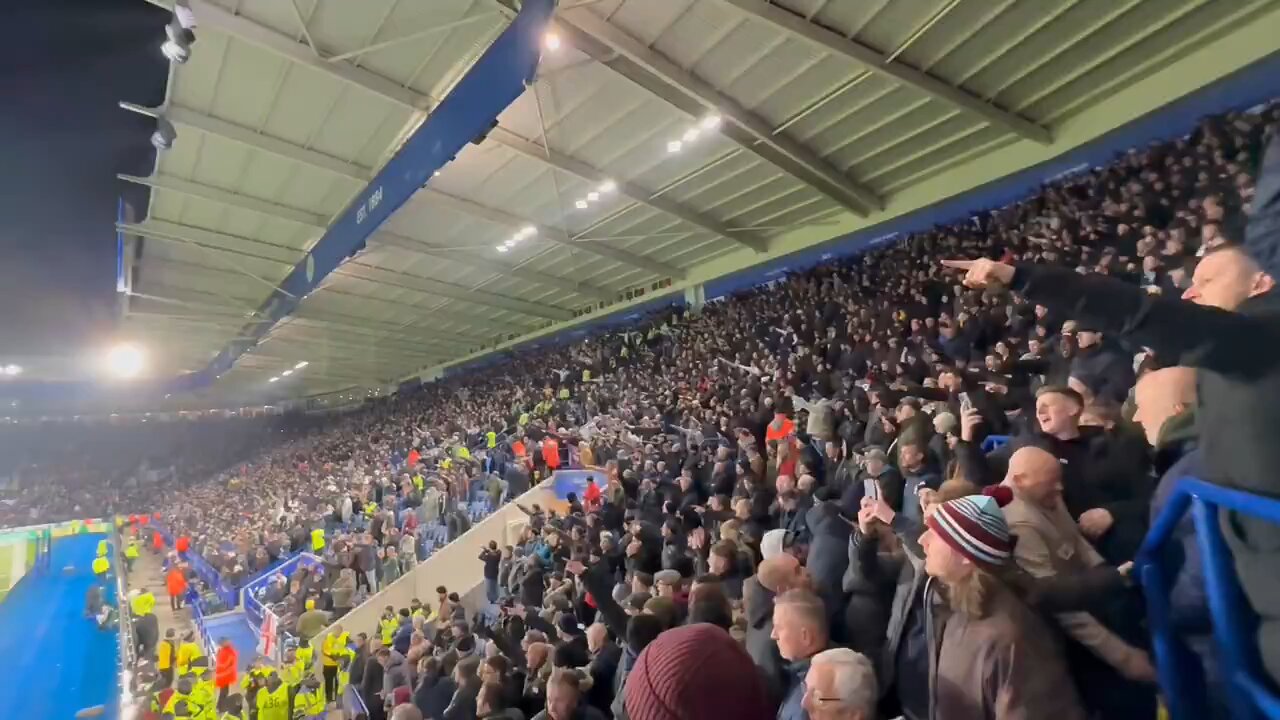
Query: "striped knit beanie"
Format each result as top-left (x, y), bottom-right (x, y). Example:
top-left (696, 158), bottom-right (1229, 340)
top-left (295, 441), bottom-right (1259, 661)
top-left (925, 492), bottom-right (1013, 567)
top-left (625, 623), bottom-right (773, 720)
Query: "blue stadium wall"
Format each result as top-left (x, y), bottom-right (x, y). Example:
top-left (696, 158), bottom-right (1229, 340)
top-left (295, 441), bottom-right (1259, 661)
top-left (443, 50), bottom-right (1280, 381)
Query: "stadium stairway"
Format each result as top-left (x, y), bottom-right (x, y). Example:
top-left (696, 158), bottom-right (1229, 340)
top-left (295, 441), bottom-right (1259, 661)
top-left (0, 533), bottom-right (120, 718)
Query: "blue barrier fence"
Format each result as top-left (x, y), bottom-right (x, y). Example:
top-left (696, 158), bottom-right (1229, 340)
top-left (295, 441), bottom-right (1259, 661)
top-left (152, 524), bottom-right (239, 609)
top-left (241, 553), bottom-right (324, 631)
top-left (1138, 477), bottom-right (1280, 720)
top-left (981, 435), bottom-right (1011, 453)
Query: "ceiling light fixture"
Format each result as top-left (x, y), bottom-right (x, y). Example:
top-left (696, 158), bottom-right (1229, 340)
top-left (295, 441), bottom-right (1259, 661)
top-left (682, 129), bottom-right (700, 143)
top-left (268, 376), bottom-right (279, 382)
top-left (586, 191), bottom-right (600, 202)
top-left (518, 225), bottom-right (537, 238)
top-left (575, 199), bottom-right (589, 209)
top-left (161, 0), bottom-right (197, 64)
top-left (700, 114), bottom-right (722, 131)
top-left (2, 364), bottom-right (20, 376)
top-left (281, 369), bottom-right (293, 377)
top-left (151, 116), bottom-right (177, 151)
top-left (667, 140), bottom-right (683, 154)
top-left (598, 180), bottom-right (617, 194)
top-left (294, 361), bottom-right (308, 369)
top-left (496, 245), bottom-right (510, 253)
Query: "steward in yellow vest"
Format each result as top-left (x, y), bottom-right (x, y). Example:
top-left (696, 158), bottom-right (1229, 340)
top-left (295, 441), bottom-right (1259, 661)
top-left (164, 678), bottom-right (203, 717)
top-left (255, 675), bottom-right (290, 720)
top-left (309, 527), bottom-right (325, 553)
top-left (176, 632), bottom-right (204, 678)
top-left (379, 607), bottom-right (398, 646)
top-left (187, 656), bottom-right (217, 720)
top-left (92, 556), bottom-right (110, 578)
top-left (294, 676), bottom-right (326, 718)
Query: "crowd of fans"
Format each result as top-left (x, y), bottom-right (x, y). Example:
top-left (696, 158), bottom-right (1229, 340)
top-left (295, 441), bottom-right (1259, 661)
top-left (17, 96), bottom-right (1280, 720)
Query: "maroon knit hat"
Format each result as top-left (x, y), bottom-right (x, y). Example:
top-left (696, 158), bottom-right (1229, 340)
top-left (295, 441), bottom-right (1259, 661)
top-left (625, 623), bottom-right (773, 720)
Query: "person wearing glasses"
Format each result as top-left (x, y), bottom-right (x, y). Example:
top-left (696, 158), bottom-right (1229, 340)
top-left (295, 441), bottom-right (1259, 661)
top-left (802, 647), bottom-right (878, 720)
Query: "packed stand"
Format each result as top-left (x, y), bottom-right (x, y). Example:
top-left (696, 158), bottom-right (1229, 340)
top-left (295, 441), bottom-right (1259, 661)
top-left (79, 97), bottom-right (1280, 720)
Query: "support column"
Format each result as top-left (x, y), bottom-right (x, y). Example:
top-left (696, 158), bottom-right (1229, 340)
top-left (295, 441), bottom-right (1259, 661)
top-left (683, 283), bottom-right (706, 313)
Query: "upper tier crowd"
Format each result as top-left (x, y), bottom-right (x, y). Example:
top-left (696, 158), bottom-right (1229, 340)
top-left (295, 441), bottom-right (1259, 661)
top-left (13, 97), bottom-right (1280, 720)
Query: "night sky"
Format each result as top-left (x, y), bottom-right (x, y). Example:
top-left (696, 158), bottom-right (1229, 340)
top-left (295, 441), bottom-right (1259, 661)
top-left (0, 0), bottom-right (168, 359)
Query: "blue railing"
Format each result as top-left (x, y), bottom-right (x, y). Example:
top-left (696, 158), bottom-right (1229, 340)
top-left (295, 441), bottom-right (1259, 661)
top-left (242, 553), bottom-right (324, 631)
top-left (1137, 477), bottom-right (1280, 720)
top-left (152, 523), bottom-right (239, 609)
top-left (981, 434), bottom-right (1011, 453)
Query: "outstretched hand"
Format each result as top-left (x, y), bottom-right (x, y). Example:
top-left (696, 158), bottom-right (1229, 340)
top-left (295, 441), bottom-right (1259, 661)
top-left (941, 258), bottom-right (1016, 289)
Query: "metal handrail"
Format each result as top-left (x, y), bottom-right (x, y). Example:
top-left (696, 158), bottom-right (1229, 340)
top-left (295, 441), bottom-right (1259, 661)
top-left (1136, 477), bottom-right (1280, 719)
top-left (114, 528), bottom-right (139, 720)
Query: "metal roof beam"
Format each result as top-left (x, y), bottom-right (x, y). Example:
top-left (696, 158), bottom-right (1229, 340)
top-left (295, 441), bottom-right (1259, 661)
top-left (557, 10), bottom-right (881, 216)
top-left (148, 2), bottom-right (717, 271)
top-left (371, 231), bottom-right (615, 303)
top-left (119, 173), bottom-right (328, 228)
top-left (335, 263), bottom-right (573, 321)
top-left (715, 0), bottom-right (1051, 144)
top-left (119, 142), bottom-right (621, 302)
top-left (134, 274), bottom-right (512, 344)
top-left (125, 219), bottom-right (569, 322)
top-left (142, 0), bottom-right (433, 111)
top-left (488, 126), bottom-right (750, 262)
top-left (419, 185), bottom-right (685, 281)
top-left (311, 285), bottom-right (532, 337)
top-left (121, 103), bottom-right (372, 182)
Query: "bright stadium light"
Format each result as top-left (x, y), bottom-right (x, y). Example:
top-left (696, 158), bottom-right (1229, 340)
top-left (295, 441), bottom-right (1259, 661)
top-left (268, 376), bottom-right (279, 383)
top-left (2, 364), bottom-right (20, 376)
top-left (281, 369), bottom-right (293, 377)
top-left (543, 32), bottom-right (561, 52)
top-left (699, 114), bottom-right (722, 131)
top-left (598, 180), bottom-right (617, 194)
top-left (105, 343), bottom-right (145, 379)
top-left (294, 361), bottom-right (309, 369)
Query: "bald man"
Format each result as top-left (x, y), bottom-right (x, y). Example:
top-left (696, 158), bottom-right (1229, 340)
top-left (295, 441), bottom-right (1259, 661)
top-left (1002, 446), bottom-right (1158, 711)
top-left (744, 554), bottom-right (814, 702)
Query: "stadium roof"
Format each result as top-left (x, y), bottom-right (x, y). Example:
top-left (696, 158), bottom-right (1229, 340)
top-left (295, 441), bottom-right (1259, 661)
top-left (117, 0), bottom-right (1280, 403)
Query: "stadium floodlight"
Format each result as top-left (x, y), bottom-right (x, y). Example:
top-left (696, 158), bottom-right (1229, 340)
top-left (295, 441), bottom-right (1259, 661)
top-left (574, 199), bottom-right (589, 210)
top-left (667, 140), bottom-right (683, 154)
top-left (151, 116), bottom-right (177, 151)
top-left (543, 32), bottom-right (561, 52)
top-left (294, 361), bottom-right (309, 369)
top-left (682, 128), bottom-right (700, 143)
top-left (161, 0), bottom-right (197, 64)
top-left (586, 191), bottom-right (600, 202)
top-left (105, 343), bottom-right (145, 379)
top-left (598, 180), bottom-right (617, 194)
top-left (281, 369), bottom-right (293, 377)
top-left (2, 364), bottom-right (20, 376)
top-left (699, 114), bottom-right (722, 131)
top-left (268, 376), bottom-right (279, 383)
top-left (496, 245), bottom-right (510, 253)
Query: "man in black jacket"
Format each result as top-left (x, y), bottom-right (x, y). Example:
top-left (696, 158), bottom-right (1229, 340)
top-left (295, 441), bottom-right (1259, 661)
top-left (954, 384), bottom-right (1152, 564)
top-left (942, 151), bottom-right (1280, 681)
